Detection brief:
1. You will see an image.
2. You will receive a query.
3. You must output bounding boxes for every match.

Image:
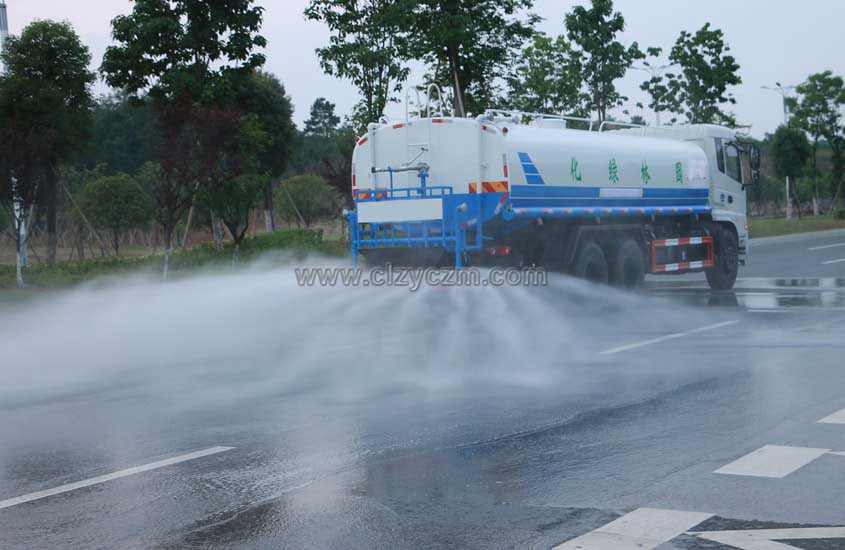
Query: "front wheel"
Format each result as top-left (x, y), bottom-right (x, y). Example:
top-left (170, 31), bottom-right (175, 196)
top-left (705, 226), bottom-right (739, 290)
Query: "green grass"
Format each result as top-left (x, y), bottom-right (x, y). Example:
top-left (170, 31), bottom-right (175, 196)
top-left (749, 214), bottom-right (845, 239)
top-left (0, 229), bottom-right (346, 290)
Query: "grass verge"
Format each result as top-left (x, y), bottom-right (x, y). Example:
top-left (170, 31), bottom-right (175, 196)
top-left (749, 214), bottom-right (845, 239)
top-left (0, 229), bottom-right (346, 290)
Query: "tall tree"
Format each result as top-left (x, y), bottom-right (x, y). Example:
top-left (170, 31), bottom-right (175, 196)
top-left (304, 97), bottom-right (341, 137)
top-left (101, 0), bottom-right (267, 275)
top-left (564, 0), bottom-right (643, 122)
top-left (641, 24), bottom-right (741, 126)
top-left (407, 0), bottom-right (537, 118)
top-left (505, 33), bottom-right (586, 115)
top-left (195, 110), bottom-right (268, 262)
top-left (0, 20), bottom-right (94, 267)
top-left (305, 0), bottom-right (410, 132)
top-left (787, 71), bottom-right (845, 215)
top-left (235, 71), bottom-right (295, 232)
top-left (770, 125), bottom-right (811, 217)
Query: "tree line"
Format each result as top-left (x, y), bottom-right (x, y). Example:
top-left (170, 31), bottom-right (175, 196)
top-left (306, 0), bottom-right (742, 127)
top-left (0, 2), bottom-right (347, 287)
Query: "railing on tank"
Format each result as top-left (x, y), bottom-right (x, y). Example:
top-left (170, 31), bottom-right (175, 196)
top-left (482, 109), bottom-right (660, 135)
top-left (404, 84), bottom-right (451, 122)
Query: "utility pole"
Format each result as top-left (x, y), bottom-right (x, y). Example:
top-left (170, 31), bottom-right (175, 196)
top-left (631, 61), bottom-right (674, 126)
top-left (762, 82), bottom-right (797, 219)
top-left (0, 1), bottom-right (8, 56)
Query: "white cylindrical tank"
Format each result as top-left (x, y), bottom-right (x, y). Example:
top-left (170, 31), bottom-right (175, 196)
top-left (501, 123), bottom-right (710, 192)
top-left (352, 118), bottom-right (710, 200)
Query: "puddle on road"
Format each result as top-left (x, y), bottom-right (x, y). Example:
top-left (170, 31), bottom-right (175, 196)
top-left (645, 278), bottom-right (845, 310)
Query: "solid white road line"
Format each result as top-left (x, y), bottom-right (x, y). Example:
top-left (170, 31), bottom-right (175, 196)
top-left (694, 526), bottom-right (845, 549)
top-left (0, 446), bottom-right (234, 510)
top-left (822, 257), bottom-right (845, 265)
top-left (553, 507), bottom-right (712, 550)
top-left (714, 445), bottom-right (830, 478)
top-left (809, 242), bottom-right (845, 251)
top-left (598, 320), bottom-right (738, 356)
top-left (818, 408), bottom-right (845, 424)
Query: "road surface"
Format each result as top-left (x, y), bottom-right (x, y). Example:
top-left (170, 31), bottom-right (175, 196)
top-left (1, 229), bottom-right (845, 549)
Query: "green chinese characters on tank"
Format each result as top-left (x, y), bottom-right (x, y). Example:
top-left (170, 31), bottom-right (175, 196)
top-left (608, 158), bottom-right (619, 184)
top-left (674, 161), bottom-right (684, 183)
top-left (640, 160), bottom-right (651, 185)
top-left (570, 157), bottom-right (582, 182)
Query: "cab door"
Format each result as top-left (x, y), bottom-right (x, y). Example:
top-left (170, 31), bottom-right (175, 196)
top-left (711, 138), bottom-right (746, 217)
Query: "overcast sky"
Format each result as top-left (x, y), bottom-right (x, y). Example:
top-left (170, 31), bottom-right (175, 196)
top-left (5, 0), bottom-right (844, 137)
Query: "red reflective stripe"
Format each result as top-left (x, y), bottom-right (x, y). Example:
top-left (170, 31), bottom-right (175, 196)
top-left (431, 118), bottom-right (444, 123)
top-left (357, 137), bottom-right (368, 146)
top-left (392, 123), bottom-right (404, 129)
top-left (503, 164), bottom-right (509, 178)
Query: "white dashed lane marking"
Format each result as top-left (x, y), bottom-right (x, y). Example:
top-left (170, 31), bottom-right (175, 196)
top-left (822, 257), bottom-right (845, 265)
top-left (714, 445), bottom-right (831, 478)
top-left (818, 408), bottom-right (845, 424)
top-left (0, 446), bottom-right (234, 510)
top-left (552, 507), bottom-right (713, 550)
top-left (598, 320), bottom-right (738, 356)
top-left (808, 242), bottom-right (845, 251)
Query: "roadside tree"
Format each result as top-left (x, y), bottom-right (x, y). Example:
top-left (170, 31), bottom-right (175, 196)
top-left (78, 173), bottom-right (153, 255)
top-left (565, 0), bottom-right (643, 122)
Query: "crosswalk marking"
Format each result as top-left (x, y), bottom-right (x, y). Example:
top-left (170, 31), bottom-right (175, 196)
top-left (714, 445), bottom-right (831, 478)
top-left (818, 408), bottom-right (845, 424)
top-left (552, 507), bottom-right (712, 550)
top-left (693, 526), bottom-right (845, 549)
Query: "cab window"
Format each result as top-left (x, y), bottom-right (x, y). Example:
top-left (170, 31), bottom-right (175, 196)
top-left (714, 138), bottom-right (742, 183)
top-left (724, 142), bottom-right (742, 183)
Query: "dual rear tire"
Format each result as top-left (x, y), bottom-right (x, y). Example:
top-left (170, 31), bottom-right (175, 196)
top-left (571, 238), bottom-right (645, 289)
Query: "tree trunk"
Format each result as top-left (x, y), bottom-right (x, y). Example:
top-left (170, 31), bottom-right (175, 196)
top-left (812, 142), bottom-right (819, 216)
top-left (264, 179), bottom-right (275, 232)
top-left (76, 222), bottom-right (85, 260)
top-left (210, 212), bottom-right (224, 253)
top-left (447, 45), bottom-right (465, 118)
top-left (232, 242), bottom-right (240, 265)
top-left (162, 227), bottom-right (173, 279)
top-left (46, 176), bottom-right (58, 264)
top-left (15, 229), bottom-right (25, 289)
top-left (113, 229), bottom-right (120, 256)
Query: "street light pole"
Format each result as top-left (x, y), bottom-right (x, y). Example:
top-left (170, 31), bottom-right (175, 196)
top-left (762, 82), bottom-right (797, 219)
top-left (632, 62), bottom-right (674, 126)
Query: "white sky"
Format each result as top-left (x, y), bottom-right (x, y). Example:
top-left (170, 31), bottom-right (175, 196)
top-left (5, 0), bottom-right (845, 137)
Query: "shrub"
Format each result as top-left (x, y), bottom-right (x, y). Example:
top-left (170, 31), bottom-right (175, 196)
top-left (274, 174), bottom-right (339, 228)
top-left (77, 173), bottom-right (153, 255)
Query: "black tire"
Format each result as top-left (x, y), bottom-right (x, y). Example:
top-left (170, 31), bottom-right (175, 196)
top-left (705, 225), bottom-right (739, 290)
top-left (572, 240), bottom-right (609, 284)
top-left (609, 238), bottom-right (646, 289)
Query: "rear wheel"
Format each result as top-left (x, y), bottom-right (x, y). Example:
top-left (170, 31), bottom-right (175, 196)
top-left (705, 226), bottom-right (739, 290)
top-left (609, 238), bottom-right (645, 289)
top-left (572, 240), bottom-right (609, 284)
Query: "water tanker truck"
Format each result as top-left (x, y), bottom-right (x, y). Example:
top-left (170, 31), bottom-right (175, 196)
top-left (347, 92), bottom-right (760, 291)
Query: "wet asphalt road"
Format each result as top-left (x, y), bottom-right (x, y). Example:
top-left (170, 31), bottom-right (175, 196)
top-left (2, 230), bottom-right (845, 549)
